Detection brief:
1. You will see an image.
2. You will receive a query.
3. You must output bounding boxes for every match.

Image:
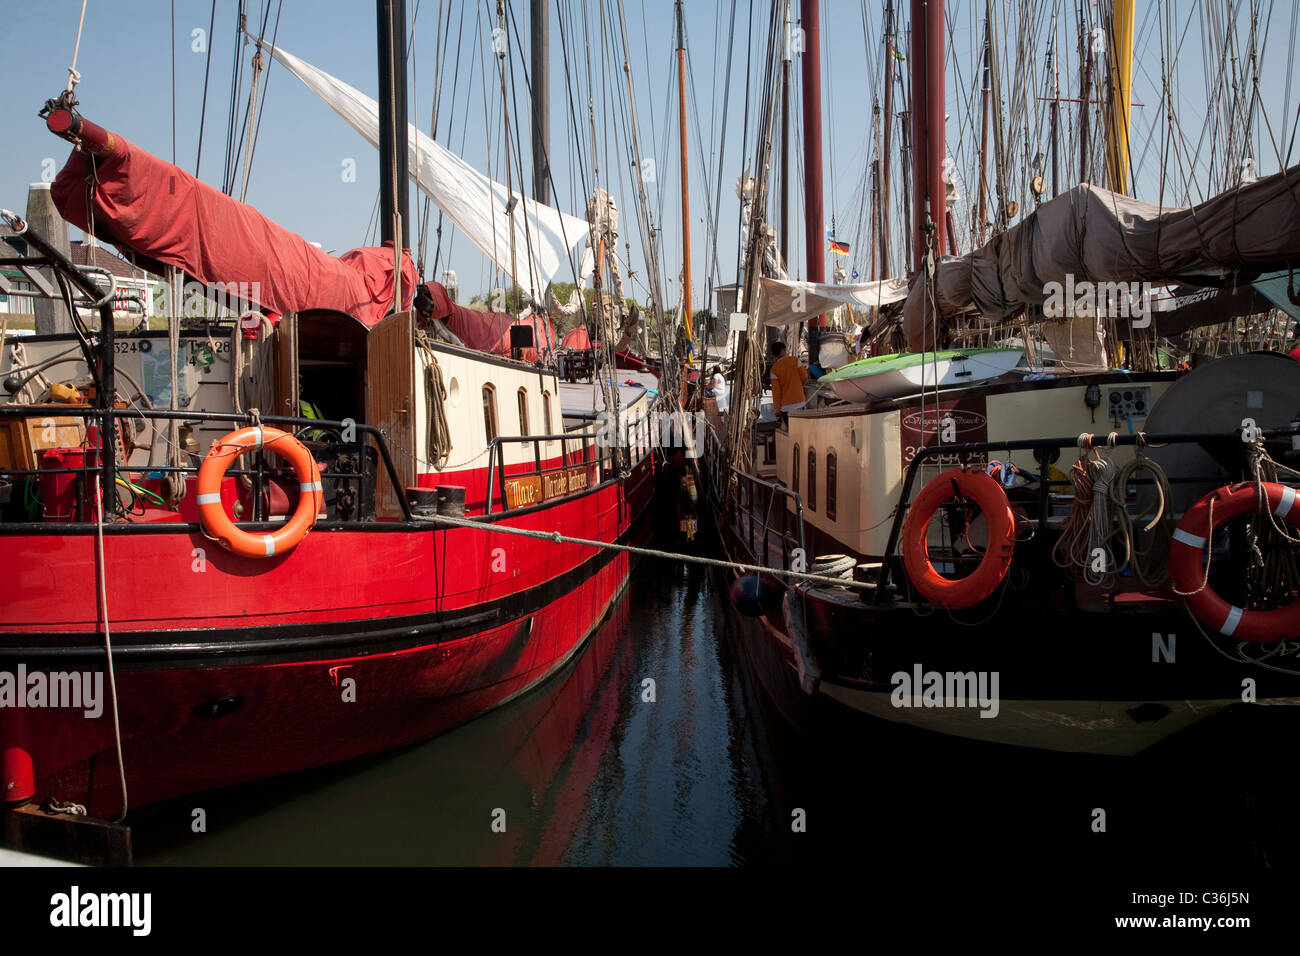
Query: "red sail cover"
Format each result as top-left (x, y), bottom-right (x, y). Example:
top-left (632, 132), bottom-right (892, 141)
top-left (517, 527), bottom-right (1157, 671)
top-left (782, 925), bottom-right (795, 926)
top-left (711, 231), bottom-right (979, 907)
top-left (421, 282), bottom-right (557, 363)
top-left (51, 136), bottom-right (416, 327)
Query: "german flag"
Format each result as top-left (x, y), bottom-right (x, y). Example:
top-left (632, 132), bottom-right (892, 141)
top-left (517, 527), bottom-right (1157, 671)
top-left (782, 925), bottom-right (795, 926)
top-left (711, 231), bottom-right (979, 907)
top-left (828, 238), bottom-right (850, 256)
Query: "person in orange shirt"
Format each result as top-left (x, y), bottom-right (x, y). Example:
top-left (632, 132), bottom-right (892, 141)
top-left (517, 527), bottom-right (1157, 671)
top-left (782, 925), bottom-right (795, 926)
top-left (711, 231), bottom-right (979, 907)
top-left (769, 341), bottom-right (808, 425)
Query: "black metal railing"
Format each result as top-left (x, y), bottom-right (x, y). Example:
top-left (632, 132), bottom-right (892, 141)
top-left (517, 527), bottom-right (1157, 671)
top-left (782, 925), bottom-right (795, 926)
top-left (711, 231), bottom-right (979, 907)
top-left (483, 429), bottom-right (599, 514)
top-left (0, 404), bottom-right (414, 526)
top-left (873, 424), bottom-right (1300, 602)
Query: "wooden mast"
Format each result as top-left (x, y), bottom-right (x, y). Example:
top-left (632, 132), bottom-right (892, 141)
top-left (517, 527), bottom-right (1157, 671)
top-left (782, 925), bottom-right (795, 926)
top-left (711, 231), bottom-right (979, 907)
top-left (909, 0), bottom-right (945, 272)
top-left (780, 0), bottom-right (791, 270)
top-left (676, 0), bottom-right (693, 345)
top-left (802, 0), bottom-right (825, 364)
top-left (977, 10), bottom-right (990, 246)
top-left (880, 0), bottom-right (895, 278)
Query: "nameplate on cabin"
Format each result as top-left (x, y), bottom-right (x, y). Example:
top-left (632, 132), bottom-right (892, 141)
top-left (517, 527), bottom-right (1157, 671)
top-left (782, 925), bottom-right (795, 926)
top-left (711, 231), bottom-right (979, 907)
top-left (505, 466), bottom-right (592, 507)
top-left (566, 465), bottom-right (590, 492)
top-left (504, 475), bottom-right (544, 509)
top-left (542, 470), bottom-right (570, 498)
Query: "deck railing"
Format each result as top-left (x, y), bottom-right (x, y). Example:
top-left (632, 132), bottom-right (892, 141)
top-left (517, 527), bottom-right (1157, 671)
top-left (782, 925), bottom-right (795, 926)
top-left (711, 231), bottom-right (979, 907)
top-left (0, 405), bottom-right (414, 527)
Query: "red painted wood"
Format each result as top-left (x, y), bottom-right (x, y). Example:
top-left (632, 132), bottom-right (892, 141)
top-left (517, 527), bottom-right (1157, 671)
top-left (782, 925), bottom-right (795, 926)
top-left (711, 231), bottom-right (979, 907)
top-left (0, 456), bottom-right (657, 816)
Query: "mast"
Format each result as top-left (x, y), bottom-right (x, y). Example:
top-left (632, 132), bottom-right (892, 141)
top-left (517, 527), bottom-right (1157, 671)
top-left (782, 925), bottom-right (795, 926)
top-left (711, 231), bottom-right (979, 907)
top-left (880, 0), bottom-right (895, 278)
top-left (909, 0), bottom-right (945, 272)
top-left (977, 12), bottom-right (990, 246)
top-left (376, 0), bottom-right (409, 251)
top-left (780, 0), bottom-right (791, 270)
top-left (676, 0), bottom-right (692, 334)
top-left (531, 0), bottom-right (550, 205)
top-left (1104, 0), bottom-right (1134, 194)
top-left (1078, 9), bottom-right (1092, 183)
top-left (496, 0), bottom-right (519, 300)
top-left (1049, 24), bottom-right (1059, 196)
top-left (801, 0), bottom-right (825, 363)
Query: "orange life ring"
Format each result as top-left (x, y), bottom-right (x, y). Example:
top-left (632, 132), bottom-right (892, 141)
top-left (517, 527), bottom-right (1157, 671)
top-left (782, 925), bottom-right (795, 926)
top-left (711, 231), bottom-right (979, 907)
top-left (196, 425), bottom-right (323, 558)
top-left (902, 468), bottom-right (1015, 609)
top-left (1168, 482), bottom-right (1300, 642)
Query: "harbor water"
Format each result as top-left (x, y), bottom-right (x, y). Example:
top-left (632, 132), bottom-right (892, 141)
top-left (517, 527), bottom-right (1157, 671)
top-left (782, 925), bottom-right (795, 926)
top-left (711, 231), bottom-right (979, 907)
top-left (130, 536), bottom-right (1300, 869)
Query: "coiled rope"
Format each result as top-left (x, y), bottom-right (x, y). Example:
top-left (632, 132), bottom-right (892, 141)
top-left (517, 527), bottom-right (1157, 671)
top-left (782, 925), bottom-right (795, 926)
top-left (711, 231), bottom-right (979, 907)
top-left (1107, 435), bottom-right (1175, 588)
top-left (416, 331), bottom-right (451, 470)
top-left (1052, 433), bottom-right (1120, 587)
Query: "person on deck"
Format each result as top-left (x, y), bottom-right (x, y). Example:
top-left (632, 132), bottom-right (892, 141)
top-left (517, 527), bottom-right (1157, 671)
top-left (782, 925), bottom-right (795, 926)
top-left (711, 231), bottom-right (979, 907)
top-left (769, 341), bottom-right (808, 426)
top-left (707, 365), bottom-right (729, 414)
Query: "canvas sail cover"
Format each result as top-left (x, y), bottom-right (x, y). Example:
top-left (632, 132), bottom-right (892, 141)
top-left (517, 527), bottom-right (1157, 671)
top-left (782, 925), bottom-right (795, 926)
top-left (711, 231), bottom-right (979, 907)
top-left (757, 276), bottom-right (909, 327)
top-left (50, 132), bottom-right (416, 327)
top-left (421, 282), bottom-right (556, 363)
top-left (902, 166), bottom-right (1300, 350)
top-left (263, 41), bottom-right (592, 299)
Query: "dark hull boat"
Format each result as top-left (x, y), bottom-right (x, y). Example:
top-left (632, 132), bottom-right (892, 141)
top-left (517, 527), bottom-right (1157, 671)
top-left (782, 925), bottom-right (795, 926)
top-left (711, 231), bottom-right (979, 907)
top-left (706, 355), bottom-right (1300, 756)
top-left (705, 0), bottom-right (1300, 757)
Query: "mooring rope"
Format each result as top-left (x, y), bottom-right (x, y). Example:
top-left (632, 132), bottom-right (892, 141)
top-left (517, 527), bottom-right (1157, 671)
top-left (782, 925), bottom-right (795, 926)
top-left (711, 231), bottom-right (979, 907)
top-left (422, 512), bottom-right (877, 591)
top-left (92, 473), bottom-right (129, 822)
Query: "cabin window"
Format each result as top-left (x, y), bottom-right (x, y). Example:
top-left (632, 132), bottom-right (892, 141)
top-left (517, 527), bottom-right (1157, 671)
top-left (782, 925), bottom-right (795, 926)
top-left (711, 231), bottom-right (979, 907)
top-left (482, 384), bottom-right (498, 444)
top-left (517, 388), bottom-right (530, 435)
top-left (807, 447), bottom-right (817, 513)
top-left (543, 390), bottom-right (554, 437)
top-left (792, 444), bottom-right (800, 495)
top-left (825, 450), bottom-right (837, 521)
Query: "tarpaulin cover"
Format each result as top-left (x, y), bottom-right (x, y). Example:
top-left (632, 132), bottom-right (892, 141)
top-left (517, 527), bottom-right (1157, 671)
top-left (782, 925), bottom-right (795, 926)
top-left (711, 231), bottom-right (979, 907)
top-left (561, 327), bottom-right (592, 349)
top-left (421, 282), bottom-right (556, 363)
top-left (903, 166), bottom-right (1300, 350)
top-left (51, 134), bottom-right (416, 327)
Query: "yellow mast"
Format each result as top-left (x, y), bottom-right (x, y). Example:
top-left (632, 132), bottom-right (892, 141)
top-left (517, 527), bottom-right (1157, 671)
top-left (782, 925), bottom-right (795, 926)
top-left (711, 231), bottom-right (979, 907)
top-left (1105, 0), bottom-right (1135, 194)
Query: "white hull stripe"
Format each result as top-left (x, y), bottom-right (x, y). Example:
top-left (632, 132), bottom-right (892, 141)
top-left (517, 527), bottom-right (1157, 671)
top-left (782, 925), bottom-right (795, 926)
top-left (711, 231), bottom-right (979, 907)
top-left (1172, 527), bottom-right (1207, 549)
top-left (1221, 605), bottom-right (1244, 636)
top-left (196, 493), bottom-right (222, 505)
top-left (264, 536), bottom-right (276, 556)
top-left (1276, 485), bottom-right (1297, 519)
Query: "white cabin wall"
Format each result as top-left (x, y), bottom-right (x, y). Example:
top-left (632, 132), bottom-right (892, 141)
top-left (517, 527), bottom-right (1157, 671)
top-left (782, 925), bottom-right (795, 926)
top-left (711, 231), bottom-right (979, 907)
top-left (414, 346), bottom-right (563, 476)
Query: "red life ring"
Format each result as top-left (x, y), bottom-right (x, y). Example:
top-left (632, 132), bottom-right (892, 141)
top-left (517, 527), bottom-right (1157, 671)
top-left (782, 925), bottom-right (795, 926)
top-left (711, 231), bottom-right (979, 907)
top-left (1168, 482), bottom-right (1300, 642)
top-left (197, 425), bottom-right (323, 558)
top-left (902, 468), bottom-right (1015, 609)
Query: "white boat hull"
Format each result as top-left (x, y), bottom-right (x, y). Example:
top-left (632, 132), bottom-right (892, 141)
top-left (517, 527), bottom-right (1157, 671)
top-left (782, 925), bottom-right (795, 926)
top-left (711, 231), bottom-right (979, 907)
top-left (826, 350), bottom-right (1024, 403)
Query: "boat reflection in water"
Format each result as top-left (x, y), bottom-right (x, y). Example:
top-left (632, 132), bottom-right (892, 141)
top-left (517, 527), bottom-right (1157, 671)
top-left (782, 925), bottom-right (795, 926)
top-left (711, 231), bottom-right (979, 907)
top-left (130, 545), bottom-right (1300, 868)
top-left (132, 557), bottom-right (807, 866)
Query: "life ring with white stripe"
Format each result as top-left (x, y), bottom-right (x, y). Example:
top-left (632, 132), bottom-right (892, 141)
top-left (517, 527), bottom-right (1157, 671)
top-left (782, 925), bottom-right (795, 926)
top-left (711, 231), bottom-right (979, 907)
top-left (196, 425), bottom-right (323, 558)
top-left (1169, 482), bottom-right (1300, 642)
top-left (902, 468), bottom-right (1016, 609)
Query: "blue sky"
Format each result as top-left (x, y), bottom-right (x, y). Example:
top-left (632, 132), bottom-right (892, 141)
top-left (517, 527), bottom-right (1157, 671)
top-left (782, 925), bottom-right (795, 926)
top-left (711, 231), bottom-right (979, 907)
top-left (3, 1), bottom-right (1298, 312)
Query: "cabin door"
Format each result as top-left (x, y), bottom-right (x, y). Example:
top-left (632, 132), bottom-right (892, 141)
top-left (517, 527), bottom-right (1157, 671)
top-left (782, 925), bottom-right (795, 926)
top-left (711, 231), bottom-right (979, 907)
top-left (273, 311), bottom-right (299, 418)
top-left (366, 310), bottom-right (415, 518)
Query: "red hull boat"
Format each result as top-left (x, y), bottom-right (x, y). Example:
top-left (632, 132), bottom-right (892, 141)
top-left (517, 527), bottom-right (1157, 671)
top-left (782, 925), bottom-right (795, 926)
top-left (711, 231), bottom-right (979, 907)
top-left (1, 27), bottom-right (669, 822)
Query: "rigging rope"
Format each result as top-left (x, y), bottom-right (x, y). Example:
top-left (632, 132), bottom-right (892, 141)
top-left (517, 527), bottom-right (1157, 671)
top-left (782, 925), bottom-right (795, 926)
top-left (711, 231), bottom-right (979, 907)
top-left (66, 0), bottom-right (88, 94)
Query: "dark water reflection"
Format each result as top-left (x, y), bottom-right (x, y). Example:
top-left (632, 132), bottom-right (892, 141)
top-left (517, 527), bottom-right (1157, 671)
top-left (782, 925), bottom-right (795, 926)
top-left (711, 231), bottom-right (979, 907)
top-left (133, 556), bottom-right (817, 866)
top-left (132, 545), bottom-right (1300, 870)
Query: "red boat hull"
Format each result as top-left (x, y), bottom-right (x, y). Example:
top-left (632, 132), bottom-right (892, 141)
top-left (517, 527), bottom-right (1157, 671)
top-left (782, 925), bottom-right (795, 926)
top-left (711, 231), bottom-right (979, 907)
top-left (0, 458), bottom-right (655, 817)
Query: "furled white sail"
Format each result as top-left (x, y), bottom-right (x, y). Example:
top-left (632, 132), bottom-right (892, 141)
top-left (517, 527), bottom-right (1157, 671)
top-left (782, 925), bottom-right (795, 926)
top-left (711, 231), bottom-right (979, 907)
top-left (263, 41), bottom-right (592, 298)
top-left (757, 276), bottom-right (910, 327)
